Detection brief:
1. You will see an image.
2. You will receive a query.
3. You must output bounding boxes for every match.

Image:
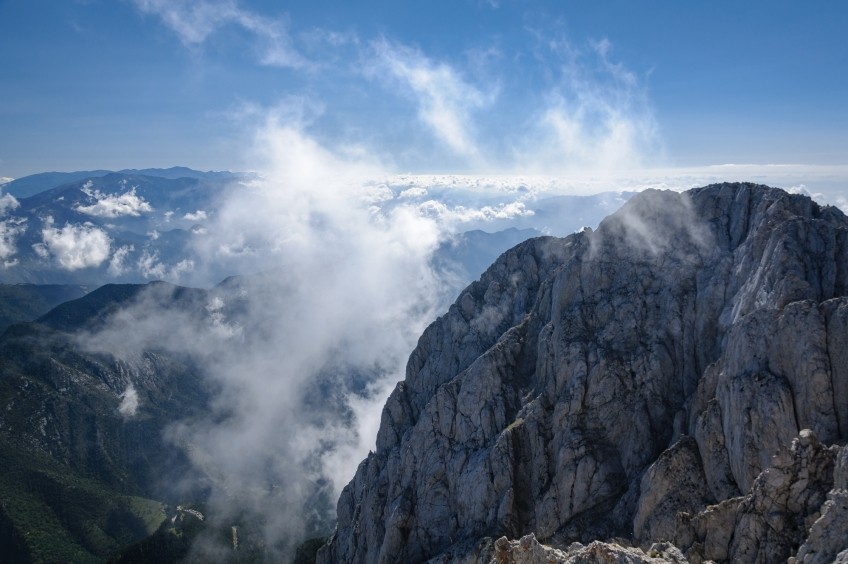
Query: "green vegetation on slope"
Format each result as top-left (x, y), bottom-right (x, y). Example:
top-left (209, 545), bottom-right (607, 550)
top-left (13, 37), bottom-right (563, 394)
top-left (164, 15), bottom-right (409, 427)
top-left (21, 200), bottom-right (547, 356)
top-left (0, 284), bottom-right (89, 333)
top-left (0, 441), bottom-right (165, 563)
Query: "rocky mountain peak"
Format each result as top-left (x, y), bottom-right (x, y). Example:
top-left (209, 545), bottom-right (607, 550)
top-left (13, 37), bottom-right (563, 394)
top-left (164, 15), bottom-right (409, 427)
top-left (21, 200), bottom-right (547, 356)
top-left (317, 183), bottom-right (848, 563)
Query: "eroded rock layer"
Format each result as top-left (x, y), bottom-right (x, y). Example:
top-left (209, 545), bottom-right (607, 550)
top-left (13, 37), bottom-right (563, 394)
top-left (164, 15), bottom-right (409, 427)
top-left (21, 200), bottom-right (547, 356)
top-left (318, 184), bottom-right (848, 563)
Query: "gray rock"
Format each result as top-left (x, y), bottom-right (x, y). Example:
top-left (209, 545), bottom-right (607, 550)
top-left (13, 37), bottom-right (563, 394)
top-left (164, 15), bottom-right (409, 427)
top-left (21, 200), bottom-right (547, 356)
top-left (318, 184), bottom-right (848, 563)
top-left (727, 429), bottom-right (834, 562)
top-left (793, 444), bottom-right (848, 564)
top-left (633, 437), bottom-right (712, 544)
top-left (484, 533), bottom-right (687, 564)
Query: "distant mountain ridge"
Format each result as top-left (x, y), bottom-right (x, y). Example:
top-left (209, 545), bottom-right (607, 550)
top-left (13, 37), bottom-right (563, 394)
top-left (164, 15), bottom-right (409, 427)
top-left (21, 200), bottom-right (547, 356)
top-left (2, 167), bottom-right (253, 199)
top-left (0, 171), bottom-right (241, 285)
top-left (0, 283), bottom-right (89, 332)
top-left (0, 167), bottom-right (633, 293)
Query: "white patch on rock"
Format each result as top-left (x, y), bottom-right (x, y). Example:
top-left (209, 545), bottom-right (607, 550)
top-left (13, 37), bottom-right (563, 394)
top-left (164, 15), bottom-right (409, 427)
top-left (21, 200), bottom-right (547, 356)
top-left (118, 385), bottom-right (139, 417)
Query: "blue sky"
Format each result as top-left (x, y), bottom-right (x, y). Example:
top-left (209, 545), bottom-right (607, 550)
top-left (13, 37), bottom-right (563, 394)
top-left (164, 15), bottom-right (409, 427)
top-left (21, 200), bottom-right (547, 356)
top-left (1, 0), bottom-right (846, 179)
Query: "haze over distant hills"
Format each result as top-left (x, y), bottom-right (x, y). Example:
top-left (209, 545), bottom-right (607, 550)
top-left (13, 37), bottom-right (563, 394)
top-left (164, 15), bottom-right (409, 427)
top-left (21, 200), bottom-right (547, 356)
top-left (0, 168), bottom-right (253, 199)
top-left (0, 167), bottom-right (636, 288)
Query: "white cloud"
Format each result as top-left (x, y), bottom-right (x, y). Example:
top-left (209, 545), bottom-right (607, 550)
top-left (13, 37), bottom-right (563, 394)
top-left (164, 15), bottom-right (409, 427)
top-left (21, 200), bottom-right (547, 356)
top-left (137, 252), bottom-right (167, 279)
top-left (35, 218), bottom-right (112, 270)
top-left (206, 297), bottom-right (242, 339)
top-left (417, 199), bottom-right (534, 226)
top-left (76, 185), bottom-right (153, 218)
top-left (108, 245), bottom-right (135, 276)
top-left (32, 243), bottom-right (48, 259)
top-left (0, 218), bottom-right (26, 264)
top-left (0, 193), bottom-right (25, 264)
top-left (398, 186), bottom-right (428, 199)
top-left (134, 0), bottom-right (305, 68)
top-left (361, 183), bottom-right (395, 204)
top-left (118, 385), bottom-right (139, 417)
top-left (183, 210), bottom-right (208, 221)
top-left (518, 35), bottom-right (662, 173)
top-left (0, 193), bottom-right (19, 215)
top-left (137, 251), bottom-right (195, 280)
top-left (369, 38), bottom-right (491, 159)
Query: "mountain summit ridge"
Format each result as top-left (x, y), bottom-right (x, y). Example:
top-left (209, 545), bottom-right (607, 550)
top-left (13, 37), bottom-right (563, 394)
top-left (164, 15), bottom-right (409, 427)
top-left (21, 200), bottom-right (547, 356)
top-left (317, 183), bottom-right (848, 563)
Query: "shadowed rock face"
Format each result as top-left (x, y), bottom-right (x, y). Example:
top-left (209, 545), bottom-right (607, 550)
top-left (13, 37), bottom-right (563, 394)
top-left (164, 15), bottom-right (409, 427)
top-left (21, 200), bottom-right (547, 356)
top-left (317, 183), bottom-right (848, 563)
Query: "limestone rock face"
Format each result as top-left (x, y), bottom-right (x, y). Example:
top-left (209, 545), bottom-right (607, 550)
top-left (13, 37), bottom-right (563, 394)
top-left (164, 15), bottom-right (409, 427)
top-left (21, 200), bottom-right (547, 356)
top-left (633, 437), bottom-right (712, 544)
top-left (317, 184), bottom-right (848, 563)
top-left (676, 429), bottom-right (837, 563)
top-left (487, 534), bottom-right (687, 564)
top-left (792, 444), bottom-right (848, 564)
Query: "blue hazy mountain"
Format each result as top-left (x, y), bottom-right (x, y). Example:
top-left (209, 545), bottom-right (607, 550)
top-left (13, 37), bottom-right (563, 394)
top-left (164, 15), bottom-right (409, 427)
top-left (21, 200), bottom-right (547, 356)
top-left (2, 167), bottom-right (251, 199)
top-left (0, 283), bottom-right (89, 331)
top-left (432, 227), bottom-right (542, 282)
top-left (0, 171), bottom-right (240, 285)
top-left (1, 170), bottom-right (114, 199)
top-left (0, 168), bottom-right (635, 291)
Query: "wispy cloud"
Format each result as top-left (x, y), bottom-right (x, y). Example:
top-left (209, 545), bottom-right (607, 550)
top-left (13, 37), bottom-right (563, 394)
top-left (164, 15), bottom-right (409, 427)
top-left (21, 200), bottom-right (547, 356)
top-left (516, 34), bottom-right (662, 173)
top-left (134, 0), bottom-right (305, 68)
top-left (107, 244), bottom-right (135, 276)
top-left (137, 251), bottom-right (194, 280)
top-left (0, 193), bottom-right (19, 216)
top-left (183, 210), bottom-right (208, 222)
top-left (118, 384), bottom-right (139, 418)
top-left (417, 199), bottom-right (534, 227)
top-left (0, 218), bottom-right (26, 266)
top-left (0, 193), bottom-right (25, 266)
top-left (368, 38), bottom-right (492, 160)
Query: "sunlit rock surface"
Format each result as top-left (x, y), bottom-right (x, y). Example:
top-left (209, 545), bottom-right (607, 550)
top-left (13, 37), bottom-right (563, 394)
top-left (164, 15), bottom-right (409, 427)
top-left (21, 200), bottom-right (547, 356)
top-left (317, 183), bottom-right (848, 563)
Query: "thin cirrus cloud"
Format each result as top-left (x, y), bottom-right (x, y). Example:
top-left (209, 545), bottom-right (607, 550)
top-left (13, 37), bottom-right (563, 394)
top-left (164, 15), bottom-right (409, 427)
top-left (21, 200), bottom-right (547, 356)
top-left (519, 35), bottom-right (663, 173)
top-left (367, 38), bottom-right (492, 161)
top-left (129, 0), bottom-right (663, 173)
top-left (133, 0), bottom-right (306, 68)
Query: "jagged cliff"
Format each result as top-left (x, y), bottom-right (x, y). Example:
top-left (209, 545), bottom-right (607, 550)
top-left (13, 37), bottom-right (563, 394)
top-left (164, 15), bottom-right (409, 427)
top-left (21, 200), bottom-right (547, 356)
top-left (317, 183), bottom-right (848, 563)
